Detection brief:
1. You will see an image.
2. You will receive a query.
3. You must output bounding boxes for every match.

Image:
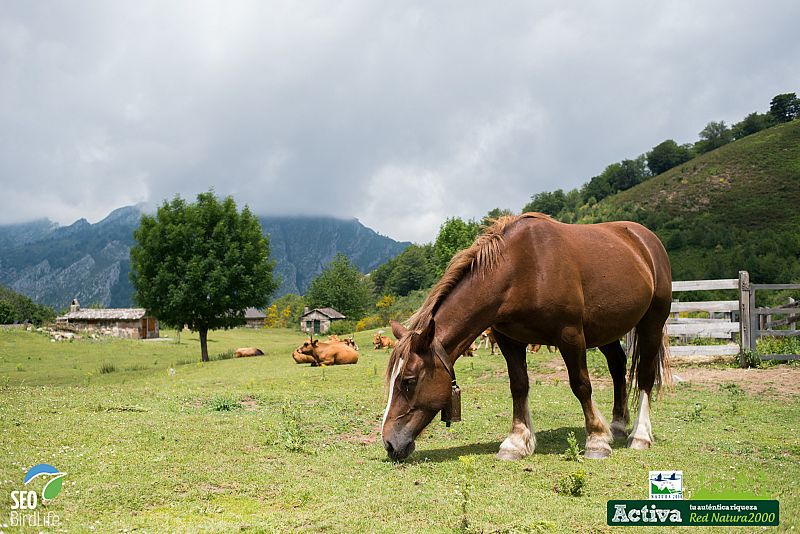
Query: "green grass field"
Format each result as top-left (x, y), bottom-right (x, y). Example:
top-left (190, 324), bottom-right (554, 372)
top-left (1, 327), bottom-right (798, 532)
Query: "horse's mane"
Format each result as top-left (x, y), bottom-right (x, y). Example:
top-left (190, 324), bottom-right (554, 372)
top-left (408, 212), bottom-right (548, 332)
top-left (385, 213), bottom-right (549, 385)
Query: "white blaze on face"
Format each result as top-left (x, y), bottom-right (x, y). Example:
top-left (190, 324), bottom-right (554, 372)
top-left (381, 358), bottom-right (404, 436)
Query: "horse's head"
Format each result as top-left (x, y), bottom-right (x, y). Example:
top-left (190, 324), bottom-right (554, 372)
top-left (381, 320), bottom-right (453, 461)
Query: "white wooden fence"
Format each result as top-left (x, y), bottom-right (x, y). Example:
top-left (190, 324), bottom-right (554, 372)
top-left (628, 271), bottom-right (800, 366)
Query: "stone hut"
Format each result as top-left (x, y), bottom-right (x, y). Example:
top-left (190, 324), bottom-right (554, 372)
top-left (56, 299), bottom-right (159, 339)
top-left (300, 307), bottom-right (345, 335)
top-left (244, 307), bottom-right (267, 328)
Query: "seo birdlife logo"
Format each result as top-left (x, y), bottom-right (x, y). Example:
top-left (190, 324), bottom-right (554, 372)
top-left (7, 464), bottom-right (66, 529)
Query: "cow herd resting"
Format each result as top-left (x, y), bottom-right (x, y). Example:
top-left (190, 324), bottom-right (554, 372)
top-left (292, 336), bottom-right (359, 366)
top-left (291, 328), bottom-right (556, 367)
top-left (246, 328), bottom-right (553, 367)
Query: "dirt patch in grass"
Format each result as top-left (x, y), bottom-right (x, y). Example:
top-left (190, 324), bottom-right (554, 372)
top-left (673, 365), bottom-right (800, 397)
top-left (241, 395), bottom-right (258, 411)
top-left (337, 422), bottom-right (381, 445)
top-left (528, 357), bottom-right (800, 396)
top-left (532, 357), bottom-right (613, 388)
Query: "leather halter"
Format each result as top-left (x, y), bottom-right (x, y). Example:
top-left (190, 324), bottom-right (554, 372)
top-left (431, 338), bottom-right (455, 380)
top-left (431, 337), bottom-right (461, 426)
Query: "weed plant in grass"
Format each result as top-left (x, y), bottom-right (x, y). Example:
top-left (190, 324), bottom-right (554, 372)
top-left (208, 394), bottom-right (241, 412)
top-left (98, 361), bottom-right (117, 374)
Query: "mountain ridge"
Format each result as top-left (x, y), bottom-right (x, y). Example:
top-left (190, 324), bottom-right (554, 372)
top-left (0, 207), bottom-right (410, 309)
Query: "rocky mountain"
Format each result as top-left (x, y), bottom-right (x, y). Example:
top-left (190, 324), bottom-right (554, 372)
top-left (0, 206), bottom-right (409, 310)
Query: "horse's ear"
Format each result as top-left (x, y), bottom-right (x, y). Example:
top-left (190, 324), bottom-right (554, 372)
top-left (390, 320), bottom-right (407, 340)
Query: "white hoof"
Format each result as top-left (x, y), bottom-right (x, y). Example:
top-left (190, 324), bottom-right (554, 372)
top-left (496, 432), bottom-right (535, 461)
top-left (628, 436), bottom-right (652, 450)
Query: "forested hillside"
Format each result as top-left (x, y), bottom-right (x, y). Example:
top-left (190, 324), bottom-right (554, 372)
top-left (588, 119), bottom-right (800, 283)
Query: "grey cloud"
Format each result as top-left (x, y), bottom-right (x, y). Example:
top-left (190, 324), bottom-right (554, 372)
top-left (1, 1), bottom-right (798, 243)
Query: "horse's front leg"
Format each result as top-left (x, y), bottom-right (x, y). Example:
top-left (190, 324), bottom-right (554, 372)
top-left (493, 331), bottom-right (535, 460)
top-left (560, 327), bottom-right (613, 459)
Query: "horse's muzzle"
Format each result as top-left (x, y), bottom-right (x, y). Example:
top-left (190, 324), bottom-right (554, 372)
top-left (384, 437), bottom-right (415, 461)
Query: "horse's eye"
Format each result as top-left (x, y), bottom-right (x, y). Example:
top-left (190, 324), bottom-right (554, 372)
top-left (400, 377), bottom-right (417, 392)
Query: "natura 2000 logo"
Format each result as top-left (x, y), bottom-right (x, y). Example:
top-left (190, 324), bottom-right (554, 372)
top-left (7, 463), bottom-right (66, 529)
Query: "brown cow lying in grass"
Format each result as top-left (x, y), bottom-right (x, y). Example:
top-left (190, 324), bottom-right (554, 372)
top-left (235, 347), bottom-right (264, 357)
top-left (373, 333), bottom-right (395, 349)
top-left (298, 339), bottom-right (358, 365)
top-left (292, 349), bottom-right (317, 365)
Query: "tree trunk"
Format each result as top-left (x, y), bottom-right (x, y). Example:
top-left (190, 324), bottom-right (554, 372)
top-left (199, 327), bottom-right (209, 362)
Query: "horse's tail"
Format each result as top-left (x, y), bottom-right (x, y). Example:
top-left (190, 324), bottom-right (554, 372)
top-left (627, 324), bottom-right (672, 406)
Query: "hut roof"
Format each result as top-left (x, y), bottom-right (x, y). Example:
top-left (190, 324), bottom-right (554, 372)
top-left (58, 308), bottom-right (149, 321)
top-left (244, 307), bottom-right (267, 319)
top-left (301, 307), bottom-right (346, 320)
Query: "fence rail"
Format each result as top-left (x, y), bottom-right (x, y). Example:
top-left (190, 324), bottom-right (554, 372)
top-left (663, 271), bottom-right (800, 366)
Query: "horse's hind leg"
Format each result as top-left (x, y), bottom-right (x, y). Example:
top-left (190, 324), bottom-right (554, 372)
top-left (560, 326), bottom-right (613, 459)
top-left (628, 312), bottom-right (670, 450)
top-left (493, 330), bottom-right (535, 460)
top-left (598, 340), bottom-right (629, 441)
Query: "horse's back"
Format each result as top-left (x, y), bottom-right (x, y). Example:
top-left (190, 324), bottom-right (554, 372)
top-left (505, 216), bottom-right (671, 345)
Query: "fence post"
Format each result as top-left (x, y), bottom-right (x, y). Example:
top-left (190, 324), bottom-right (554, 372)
top-left (738, 271), bottom-right (752, 367)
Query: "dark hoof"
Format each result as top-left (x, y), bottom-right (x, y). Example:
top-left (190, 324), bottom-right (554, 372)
top-left (611, 426), bottom-right (629, 441)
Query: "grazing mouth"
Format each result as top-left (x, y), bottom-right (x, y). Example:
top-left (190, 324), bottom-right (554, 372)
top-left (384, 439), bottom-right (415, 461)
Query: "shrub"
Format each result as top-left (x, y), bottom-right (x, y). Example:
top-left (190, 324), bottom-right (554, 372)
top-left (562, 431), bottom-right (584, 462)
top-left (328, 320), bottom-right (359, 336)
top-left (554, 470), bottom-right (587, 497)
top-left (355, 315), bottom-right (384, 332)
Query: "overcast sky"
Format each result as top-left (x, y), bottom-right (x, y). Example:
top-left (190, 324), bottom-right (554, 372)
top-left (1, 1), bottom-right (798, 242)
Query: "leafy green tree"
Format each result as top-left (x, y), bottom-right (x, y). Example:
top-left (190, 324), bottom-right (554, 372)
top-left (433, 217), bottom-right (481, 274)
top-left (580, 172), bottom-right (612, 203)
top-left (695, 121), bottom-right (732, 154)
top-left (481, 207), bottom-right (514, 227)
top-left (647, 140), bottom-right (693, 175)
top-left (0, 285), bottom-right (55, 325)
top-left (606, 156), bottom-right (650, 191)
top-left (305, 254), bottom-right (372, 320)
top-left (373, 244), bottom-right (437, 296)
top-left (0, 301), bottom-right (14, 324)
top-left (130, 192), bottom-right (278, 361)
top-left (523, 190), bottom-right (566, 216)
top-left (731, 112), bottom-right (772, 140)
top-left (768, 93), bottom-right (800, 123)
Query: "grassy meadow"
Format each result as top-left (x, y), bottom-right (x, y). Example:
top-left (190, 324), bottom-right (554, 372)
top-left (1, 327), bottom-right (798, 532)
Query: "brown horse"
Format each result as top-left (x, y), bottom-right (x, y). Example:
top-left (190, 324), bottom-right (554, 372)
top-left (381, 213), bottom-right (671, 461)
